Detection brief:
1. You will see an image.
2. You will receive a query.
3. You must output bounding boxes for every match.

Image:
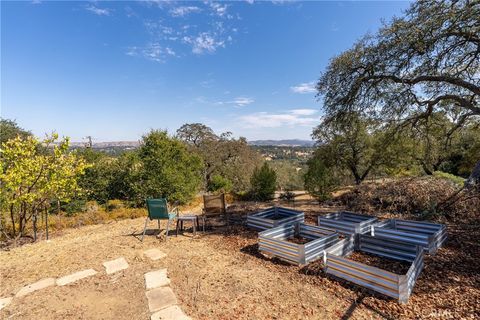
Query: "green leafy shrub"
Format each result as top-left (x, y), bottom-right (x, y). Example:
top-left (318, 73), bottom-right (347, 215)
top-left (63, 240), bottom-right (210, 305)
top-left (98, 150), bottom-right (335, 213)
top-left (304, 155), bottom-right (339, 201)
top-left (249, 162), bottom-right (277, 201)
top-left (207, 175), bottom-right (233, 193)
top-left (63, 199), bottom-right (87, 216)
top-left (433, 171), bottom-right (465, 187)
top-left (76, 130), bottom-right (203, 208)
top-left (138, 130), bottom-right (203, 204)
top-left (270, 160), bottom-right (305, 190)
top-left (387, 166), bottom-right (423, 177)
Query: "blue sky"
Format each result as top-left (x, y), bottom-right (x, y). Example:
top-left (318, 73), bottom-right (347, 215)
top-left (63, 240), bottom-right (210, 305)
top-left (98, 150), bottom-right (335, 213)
top-left (1, 1), bottom-right (410, 142)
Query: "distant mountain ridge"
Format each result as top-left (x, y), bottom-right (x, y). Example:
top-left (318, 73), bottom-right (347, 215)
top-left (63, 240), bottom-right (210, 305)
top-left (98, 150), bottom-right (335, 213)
top-left (248, 139), bottom-right (315, 147)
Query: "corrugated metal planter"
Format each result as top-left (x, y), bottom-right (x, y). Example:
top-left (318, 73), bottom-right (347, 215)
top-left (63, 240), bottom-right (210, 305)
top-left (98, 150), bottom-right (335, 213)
top-left (318, 211), bottom-right (377, 235)
top-left (371, 219), bottom-right (447, 254)
top-left (324, 234), bottom-right (424, 303)
top-left (247, 206), bottom-right (304, 230)
top-left (259, 223), bottom-right (339, 265)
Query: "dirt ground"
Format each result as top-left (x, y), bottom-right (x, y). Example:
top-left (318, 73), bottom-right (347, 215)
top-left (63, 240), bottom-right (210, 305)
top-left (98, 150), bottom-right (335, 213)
top-left (1, 201), bottom-right (479, 319)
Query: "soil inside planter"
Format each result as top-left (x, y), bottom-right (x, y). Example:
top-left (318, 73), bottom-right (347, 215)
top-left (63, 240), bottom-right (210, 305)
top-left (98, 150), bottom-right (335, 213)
top-left (348, 251), bottom-right (411, 274)
top-left (265, 213), bottom-right (289, 220)
top-left (286, 236), bottom-right (311, 245)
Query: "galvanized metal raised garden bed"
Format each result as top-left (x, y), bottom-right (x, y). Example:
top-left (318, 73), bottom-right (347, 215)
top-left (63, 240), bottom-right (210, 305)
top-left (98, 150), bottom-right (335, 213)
top-left (324, 233), bottom-right (424, 303)
top-left (246, 206), bottom-right (304, 230)
top-left (371, 219), bottom-right (447, 254)
top-left (318, 211), bottom-right (377, 235)
top-left (259, 223), bottom-right (339, 265)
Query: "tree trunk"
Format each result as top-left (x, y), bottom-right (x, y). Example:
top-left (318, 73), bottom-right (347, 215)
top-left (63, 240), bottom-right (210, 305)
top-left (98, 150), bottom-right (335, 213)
top-left (45, 207), bottom-right (49, 240)
top-left (33, 210), bottom-right (37, 242)
top-left (10, 203), bottom-right (16, 237)
top-left (19, 202), bottom-right (26, 237)
top-left (0, 211), bottom-right (3, 238)
top-left (352, 168), bottom-right (370, 185)
top-left (421, 161), bottom-right (433, 175)
top-left (349, 165), bottom-right (362, 185)
top-left (359, 165), bottom-right (374, 183)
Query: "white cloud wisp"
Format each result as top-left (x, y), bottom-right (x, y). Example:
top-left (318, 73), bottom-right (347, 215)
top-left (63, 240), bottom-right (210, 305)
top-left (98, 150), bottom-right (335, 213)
top-left (183, 33), bottom-right (225, 54)
top-left (170, 6), bottom-right (202, 17)
top-left (240, 109), bottom-right (319, 128)
top-left (216, 96), bottom-right (255, 107)
top-left (85, 5), bottom-right (111, 16)
top-left (126, 43), bottom-right (176, 63)
top-left (125, 2), bottom-right (239, 62)
top-left (290, 81), bottom-right (316, 94)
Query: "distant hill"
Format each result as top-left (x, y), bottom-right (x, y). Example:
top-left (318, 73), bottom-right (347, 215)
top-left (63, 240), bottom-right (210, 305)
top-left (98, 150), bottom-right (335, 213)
top-left (248, 139), bottom-right (315, 147)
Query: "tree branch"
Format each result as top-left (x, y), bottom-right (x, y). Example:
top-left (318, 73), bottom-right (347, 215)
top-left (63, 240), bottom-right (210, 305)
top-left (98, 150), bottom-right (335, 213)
top-left (366, 74), bottom-right (480, 96)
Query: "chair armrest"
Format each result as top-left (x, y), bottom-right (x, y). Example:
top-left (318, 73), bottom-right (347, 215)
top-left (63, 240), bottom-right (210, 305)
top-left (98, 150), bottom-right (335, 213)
top-left (170, 206), bottom-right (179, 214)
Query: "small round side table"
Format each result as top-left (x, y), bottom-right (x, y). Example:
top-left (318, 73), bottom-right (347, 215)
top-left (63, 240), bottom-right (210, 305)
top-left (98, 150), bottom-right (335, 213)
top-left (176, 215), bottom-right (201, 236)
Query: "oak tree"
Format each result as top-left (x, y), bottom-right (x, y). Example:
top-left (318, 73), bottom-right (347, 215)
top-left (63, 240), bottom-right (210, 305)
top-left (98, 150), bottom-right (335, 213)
top-left (316, 0), bottom-right (480, 182)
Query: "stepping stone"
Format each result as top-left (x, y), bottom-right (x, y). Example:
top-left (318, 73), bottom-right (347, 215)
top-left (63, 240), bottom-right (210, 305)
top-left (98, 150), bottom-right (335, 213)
top-left (56, 269), bottom-right (97, 286)
top-left (146, 286), bottom-right (178, 313)
top-left (0, 297), bottom-right (13, 311)
top-left (151, 305), bottom-right (191, 320)
top-left (144, 248), bottom-right (167, 261)
top-left (15, 278), bottom-right (55, 297)
top-left (145, 269), bottom-right (170, 289)
top-left (103, 257), bottom-right (129, 274)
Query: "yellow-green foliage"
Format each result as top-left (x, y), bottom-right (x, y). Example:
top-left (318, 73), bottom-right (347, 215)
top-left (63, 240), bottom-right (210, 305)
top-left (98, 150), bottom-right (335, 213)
top-left (387, 166), bottom-right (423, 177)
top-left (433, 171), bottom-right (465, 187)
top-left (0, 134), bottom-right (90, 237)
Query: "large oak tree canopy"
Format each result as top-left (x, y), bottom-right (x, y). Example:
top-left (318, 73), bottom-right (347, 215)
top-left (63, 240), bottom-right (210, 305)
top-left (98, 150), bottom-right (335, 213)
top-left (316, 0), bottom-right (480, 125)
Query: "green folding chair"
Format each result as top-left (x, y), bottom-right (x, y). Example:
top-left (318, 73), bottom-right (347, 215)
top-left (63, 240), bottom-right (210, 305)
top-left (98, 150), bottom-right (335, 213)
top-left (142, 198), bottom-right (178, 241)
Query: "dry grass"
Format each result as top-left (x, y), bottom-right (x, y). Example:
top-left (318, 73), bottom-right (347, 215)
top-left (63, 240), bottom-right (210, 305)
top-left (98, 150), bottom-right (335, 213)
top-left (0, 211), bottom-right (373, 320)
top-left (1, 196), bottom-right (206, 247)
top-left (1, 180), bottom-right (479, 319)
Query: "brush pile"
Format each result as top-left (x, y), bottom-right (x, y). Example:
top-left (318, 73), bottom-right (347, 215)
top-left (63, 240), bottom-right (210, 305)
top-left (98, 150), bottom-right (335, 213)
top-left (336, 176), bottom-right (480, 223)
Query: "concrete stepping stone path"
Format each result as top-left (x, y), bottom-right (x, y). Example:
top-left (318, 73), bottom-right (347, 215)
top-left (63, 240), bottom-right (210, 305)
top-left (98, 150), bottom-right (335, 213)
top-left (56, 269), bottom-right (97, 286)
top-left (142, 251), bottom-right (192, 319)
top-left (145, 269), bottom-right (171, 289)
top-left (150, 305), bottom-right (192, 320)
top-left (15, 278), bottom-right (56, 297)
top-left (146, 286), bottom-right (178, 313)
top-left (103, 257), bottom-right (129, 274)
top-left (144, 248), bottom-right (167, 261)
top-left (4, 253), bottom-right (193, 319)
top-left (0, 297), bottom-right (12, 311)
